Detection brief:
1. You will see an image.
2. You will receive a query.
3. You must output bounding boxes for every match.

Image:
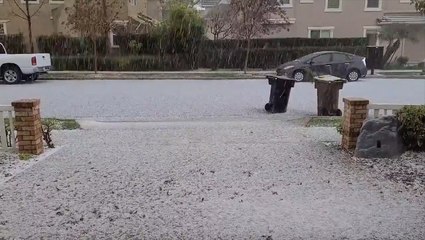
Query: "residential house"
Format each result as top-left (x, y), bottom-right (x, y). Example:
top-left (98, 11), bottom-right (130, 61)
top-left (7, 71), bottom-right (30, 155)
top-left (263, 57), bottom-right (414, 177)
top-left (0, 0), bottom-right (162, 52)
top-left (208, 0), bottom-right (425, 63)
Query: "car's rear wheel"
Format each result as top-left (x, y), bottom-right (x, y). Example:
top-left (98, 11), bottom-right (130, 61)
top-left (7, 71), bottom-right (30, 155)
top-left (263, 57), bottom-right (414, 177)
top-left (293, 70), bottom-right (305, 82)
top-left (347, 69), bottom-right (360, 81)
top-left (2, 66), bottom-right (22, 84)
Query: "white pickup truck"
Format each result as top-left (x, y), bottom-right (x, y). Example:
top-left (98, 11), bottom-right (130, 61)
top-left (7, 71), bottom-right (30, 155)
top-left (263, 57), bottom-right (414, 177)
top-left (0, 42), bottom-right (52, 84)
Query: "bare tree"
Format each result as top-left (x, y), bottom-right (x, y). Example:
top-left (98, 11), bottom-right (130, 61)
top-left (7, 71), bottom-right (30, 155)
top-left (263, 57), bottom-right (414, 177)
top-left (65, 0), bottom-right (122, 73)
top-left (412, 0), bottom-right (425, 14)
top-left (230, 0), bottom-right (289, 73)
top-left (206, 6), bottom-right (233, 40)
top-left (7, 0), bottom-right (47, 53)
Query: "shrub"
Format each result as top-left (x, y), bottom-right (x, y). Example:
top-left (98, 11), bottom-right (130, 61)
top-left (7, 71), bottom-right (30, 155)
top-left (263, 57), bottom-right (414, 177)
top-left (396, 105), bottom-right (425, 151)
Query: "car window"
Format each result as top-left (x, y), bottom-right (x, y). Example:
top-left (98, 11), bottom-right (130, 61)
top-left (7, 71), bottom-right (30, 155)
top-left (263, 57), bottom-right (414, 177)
top-left (333, 53), bottom-right (349, 62)
top-left (297, 53), bottom-right (317, 62)
top-left (0, 46), bottom-right (5, 54)
top-left (312, 54), bottom-right (331, 64)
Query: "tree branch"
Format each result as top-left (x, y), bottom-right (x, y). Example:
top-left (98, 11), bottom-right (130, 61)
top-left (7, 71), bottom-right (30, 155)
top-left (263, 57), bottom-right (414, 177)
top-left (8, 0), bottom-right (28, 18)
top-left (31, 0), bottom-right (47, 17)
top-left (10, 10), bottom-right (27, 20)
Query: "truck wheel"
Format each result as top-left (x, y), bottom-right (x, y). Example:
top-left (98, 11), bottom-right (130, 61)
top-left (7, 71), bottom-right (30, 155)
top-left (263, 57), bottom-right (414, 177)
top-left (2, 66), bottom-right (22, 84)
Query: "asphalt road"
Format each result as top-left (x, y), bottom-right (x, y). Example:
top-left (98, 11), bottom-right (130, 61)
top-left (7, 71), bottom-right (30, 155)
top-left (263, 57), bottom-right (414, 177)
top-left (0, 78), bottom-right (424, 120)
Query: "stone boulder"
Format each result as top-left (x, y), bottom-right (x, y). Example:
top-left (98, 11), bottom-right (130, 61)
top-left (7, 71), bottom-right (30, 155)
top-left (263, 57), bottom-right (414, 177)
top-left (355, 116), bottom-right (406, 159)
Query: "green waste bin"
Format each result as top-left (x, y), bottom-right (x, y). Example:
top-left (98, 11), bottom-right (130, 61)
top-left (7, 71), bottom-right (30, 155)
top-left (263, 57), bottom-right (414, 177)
top-left (314, 75), bottom-right (346, 116)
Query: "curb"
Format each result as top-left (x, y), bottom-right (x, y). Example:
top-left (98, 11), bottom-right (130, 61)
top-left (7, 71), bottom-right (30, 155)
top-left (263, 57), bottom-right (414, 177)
top-left (39, 74), bottom-right (270, 80)
top-left (365, 74), bottom-right (425, 79)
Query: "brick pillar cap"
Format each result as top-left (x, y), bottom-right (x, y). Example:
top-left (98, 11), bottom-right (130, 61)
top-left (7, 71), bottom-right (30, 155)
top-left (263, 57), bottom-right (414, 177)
top-left (12, 99), bottom-right (41, 107)
top-left (343, 98), bottom-right (369, 104)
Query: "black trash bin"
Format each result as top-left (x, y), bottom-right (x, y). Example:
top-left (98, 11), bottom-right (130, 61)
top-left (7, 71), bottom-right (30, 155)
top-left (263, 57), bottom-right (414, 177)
top-left (314, 75), bottom-right (346, 116)
top-left (265, 75), bottom-right (296, 113)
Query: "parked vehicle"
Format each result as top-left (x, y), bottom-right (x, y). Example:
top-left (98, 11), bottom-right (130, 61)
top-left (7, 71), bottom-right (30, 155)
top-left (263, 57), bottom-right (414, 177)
top-left (0, 42), bottom-right (52, 84)
top-left (277, 51), bottom-right (367, 82)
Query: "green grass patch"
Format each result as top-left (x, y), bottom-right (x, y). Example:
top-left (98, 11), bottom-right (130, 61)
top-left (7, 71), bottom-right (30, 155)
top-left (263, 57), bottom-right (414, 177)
top-left (306, 116), bottom-right (342, 128)
top-left (42, 118), bottom-right (80, 130)
top-left (19, 153), bottom-right (33, 161)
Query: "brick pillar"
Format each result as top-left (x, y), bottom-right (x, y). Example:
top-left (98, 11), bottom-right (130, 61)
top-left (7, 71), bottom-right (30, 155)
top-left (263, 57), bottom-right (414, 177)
top-left (11, 99), bottom-right (44, 155)
top-left (342, 98), bottom-right (369, 151)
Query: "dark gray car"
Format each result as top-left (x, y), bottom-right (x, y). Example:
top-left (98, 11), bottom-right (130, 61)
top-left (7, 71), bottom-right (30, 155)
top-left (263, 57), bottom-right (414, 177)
top-left (277, 51), bottom-right (368, 82)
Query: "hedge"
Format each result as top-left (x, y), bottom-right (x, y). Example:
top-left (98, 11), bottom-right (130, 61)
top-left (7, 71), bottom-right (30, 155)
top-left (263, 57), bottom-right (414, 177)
top-left (51, 46), bottom-right (366, 71)
top-left (201, 38), bottom-right (368, 50)
top-left (37, 35), bottom-right (109, 56)
top-left (0, 34), bottom-right (26, 53)
top-left (37, 35), bottom-right (367, 70)
top-left (51, 55), bottom-right (191, 71)
top-left (37, 35), bottom-right (367, 56)
top-left (198, 46), bottom-right (367, 70)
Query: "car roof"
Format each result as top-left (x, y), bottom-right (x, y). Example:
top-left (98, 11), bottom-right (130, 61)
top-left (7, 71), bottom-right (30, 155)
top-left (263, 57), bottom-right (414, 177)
top-left (313, 51), bottom-right (347, 55)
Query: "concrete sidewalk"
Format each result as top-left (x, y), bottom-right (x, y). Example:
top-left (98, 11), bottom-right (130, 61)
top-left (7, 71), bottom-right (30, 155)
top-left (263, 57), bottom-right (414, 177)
top-left (0, 119), bottom-right (424, 239)
top-left (39, 69), bottom-right (425, 80)
top-left (40, 70), bottom-right (273, 80)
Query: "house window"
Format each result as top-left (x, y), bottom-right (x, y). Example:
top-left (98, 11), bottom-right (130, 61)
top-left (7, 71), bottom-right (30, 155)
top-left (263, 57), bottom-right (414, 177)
top-left (0, 23), bottom-right (7, 36)
top-left (363, 26), bottom-right (381, 46)
top-left (309, 27), bottom-right (334, 38)
top-left (49, 0), bottom-right (64, 4)
top-left (365, 0), bottom-right (382, 11)
top-left (109, 31), bottom-right (119, 48)
top-left (20, 0), bottom-right (39, 3)
top-left (325, 0), bottom-right (342, 12)
top-left (278, 0), bottom-right (292, 8)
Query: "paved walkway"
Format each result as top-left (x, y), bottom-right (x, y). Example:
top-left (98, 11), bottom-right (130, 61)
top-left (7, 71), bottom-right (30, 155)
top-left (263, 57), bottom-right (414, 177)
top-left (0, 118), bottom-right (423, 239)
